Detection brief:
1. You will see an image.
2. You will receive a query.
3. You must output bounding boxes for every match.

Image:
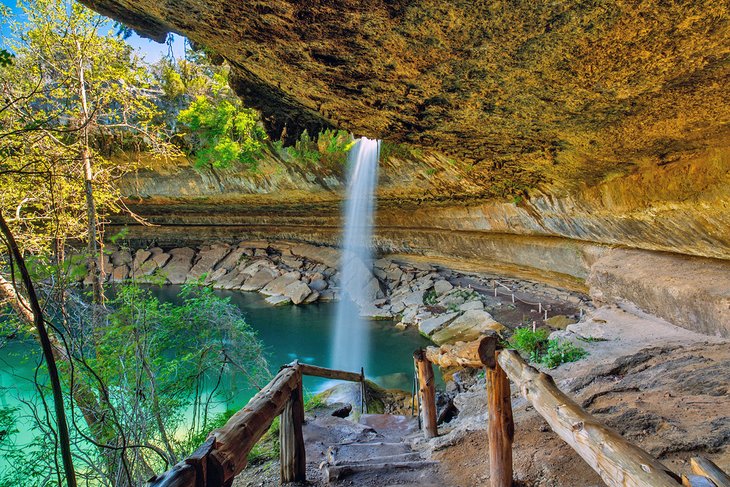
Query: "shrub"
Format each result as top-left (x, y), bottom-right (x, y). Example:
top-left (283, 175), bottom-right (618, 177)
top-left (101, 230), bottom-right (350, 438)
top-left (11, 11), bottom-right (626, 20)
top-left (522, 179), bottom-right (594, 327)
top-left (423, 289), bottom-right (438, 306)
top-left (509, 327), bottom-right (587, 369)
top-left (540, 340), bottom-right (588, 369)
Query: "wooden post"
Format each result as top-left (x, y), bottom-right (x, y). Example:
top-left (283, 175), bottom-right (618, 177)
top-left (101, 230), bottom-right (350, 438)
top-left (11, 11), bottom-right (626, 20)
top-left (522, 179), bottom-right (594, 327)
top-left (484, 335), bottom-right (514, 487)
top-left (414, 349), bottom-right (438, 438)
top-left (280, 369), bottom-right (306, 483)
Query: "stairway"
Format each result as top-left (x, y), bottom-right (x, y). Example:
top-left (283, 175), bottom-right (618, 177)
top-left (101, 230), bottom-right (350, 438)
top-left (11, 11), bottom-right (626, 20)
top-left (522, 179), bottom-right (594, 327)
top-left (313, 414), bottom-right (443, 486)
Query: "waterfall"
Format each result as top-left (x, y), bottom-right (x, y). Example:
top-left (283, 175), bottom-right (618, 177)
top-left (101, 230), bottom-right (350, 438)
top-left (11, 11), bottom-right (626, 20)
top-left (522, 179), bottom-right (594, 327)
top-left (331, 137), bottom-right (380, 373)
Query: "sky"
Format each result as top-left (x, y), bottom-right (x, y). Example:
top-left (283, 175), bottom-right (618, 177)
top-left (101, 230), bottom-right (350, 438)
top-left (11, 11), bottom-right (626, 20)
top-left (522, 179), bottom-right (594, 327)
top-left (1, 0), bottom-right (186, 63)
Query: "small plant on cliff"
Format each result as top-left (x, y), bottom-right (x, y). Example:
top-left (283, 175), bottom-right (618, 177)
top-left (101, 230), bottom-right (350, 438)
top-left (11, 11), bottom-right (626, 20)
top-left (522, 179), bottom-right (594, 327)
top-left (423, 289), bottom-right (439, 306)
top-left (540, 340), bottom-right (588, 368)
top-left (510, 327), bottom-right (587, 368)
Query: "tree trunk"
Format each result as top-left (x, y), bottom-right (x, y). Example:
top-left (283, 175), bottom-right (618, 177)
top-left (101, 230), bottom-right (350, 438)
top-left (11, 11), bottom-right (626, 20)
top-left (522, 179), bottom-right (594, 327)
top-left (0, 214), bottom-right (77, 487)
top-left (76, 38), bottom-right (103, 310)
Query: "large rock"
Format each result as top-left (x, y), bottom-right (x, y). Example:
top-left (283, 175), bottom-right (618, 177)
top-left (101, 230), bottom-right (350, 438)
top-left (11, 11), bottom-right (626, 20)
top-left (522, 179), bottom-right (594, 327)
top-left (160, 247), bottom-right (195, 284)
top-left (150, 251), bottom-right (171, 268)
top-left (290, 244), bottom-right (340, 268)
top-left (359, 305), bottom-right (394, 320)
top-left (418, 312), bottom-right (460, 337)
top-left (283, 280), bottom-right (312, 305)
top-left (110, 250), bottom-right (132, 267)
top-left (135, 260), bottom-right (159, 277)
top-left (265, 295), bottom-right (292, 306)
top-left (401, 290), bottom-right (424, 307)
top-left (261, 271), bottom-right (302, 296)
top-left (132, 249), bottom-right (151, 272)
top-left (588, 248), bottom-right (730, 337)
top-left (309, 278), bottom-right (328, 292)
top-left (187, 244), bottom-right (231, 282)
top-left (240, 267), bottom-right (278, 291)
top-left (110, 265), bottom-right (129, 282)
top-left (433, 280), bottom-right (454, 295)
top-left (216, 245), bottom-right (248, 271)
top-left (431, 310), bottom-right (506, 345)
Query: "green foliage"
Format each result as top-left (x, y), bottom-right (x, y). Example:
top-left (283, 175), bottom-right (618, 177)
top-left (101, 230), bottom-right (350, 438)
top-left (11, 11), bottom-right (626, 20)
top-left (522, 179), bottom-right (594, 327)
top-left (275, 129), bottom-right (354, 168)
top-left (423, 289), bottom-right (438, 306)
top-left (510, 327), bottom-right (587, 368)
top-left (510, 327), bottom-right (550, 359)
top-left (540, 340), bottom-right (588, 369)
top-left (178, 96), bottom-right (266, 168)
top-left (303, 392), bottom-right (327, 411)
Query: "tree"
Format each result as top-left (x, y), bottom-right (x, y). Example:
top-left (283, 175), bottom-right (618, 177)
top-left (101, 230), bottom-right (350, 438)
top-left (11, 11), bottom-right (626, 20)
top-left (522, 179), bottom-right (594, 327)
top-left (1, 0), bottom-right (177, 302)
top-left (152, 54), bottom-right (267, 169)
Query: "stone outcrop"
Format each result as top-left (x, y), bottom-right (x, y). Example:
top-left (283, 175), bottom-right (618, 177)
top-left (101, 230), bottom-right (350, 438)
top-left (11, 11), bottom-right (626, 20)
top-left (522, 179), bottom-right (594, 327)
top-left (588, 248), bottom-right (730, 337)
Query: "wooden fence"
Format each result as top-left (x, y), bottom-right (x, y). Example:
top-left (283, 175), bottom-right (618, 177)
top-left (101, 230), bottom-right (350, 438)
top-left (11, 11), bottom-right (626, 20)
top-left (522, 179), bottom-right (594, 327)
top-left (415, 334), bottom-right (730, 487)
top-left (147, 361), bottom-right (364, 486)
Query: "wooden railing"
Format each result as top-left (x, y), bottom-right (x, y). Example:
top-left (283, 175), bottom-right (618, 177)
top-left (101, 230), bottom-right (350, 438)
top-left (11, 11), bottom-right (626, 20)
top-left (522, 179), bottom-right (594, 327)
top-left (415, 334), bottom-right (730, 487)
top-left (147, 361), bottom-right (365, 486)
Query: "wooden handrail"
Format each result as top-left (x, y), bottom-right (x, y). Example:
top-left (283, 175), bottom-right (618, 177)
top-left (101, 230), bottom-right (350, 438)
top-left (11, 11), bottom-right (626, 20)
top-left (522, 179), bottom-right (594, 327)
top-left (498, 349), bottom-right (680, 487)
top-left (298, 362), bottom-right (364, 383)
top-left (147, 361), bottom-right (365, 487)
top-left (417, 335), bottom-right (725, 487)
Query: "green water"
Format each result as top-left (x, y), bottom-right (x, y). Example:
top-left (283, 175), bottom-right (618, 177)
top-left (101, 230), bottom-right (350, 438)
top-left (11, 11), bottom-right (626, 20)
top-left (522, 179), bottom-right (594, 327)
top-left (0, 286), bottom-right (430, 467)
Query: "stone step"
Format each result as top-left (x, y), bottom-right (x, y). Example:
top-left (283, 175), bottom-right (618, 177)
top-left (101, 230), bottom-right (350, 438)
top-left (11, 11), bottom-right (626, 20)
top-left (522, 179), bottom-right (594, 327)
top-left (329, 450), bottom-right (424, 466)
top-left (327, 441), bottom-right (412, 464)
top-left (324, 460), bottom-right (440, 484)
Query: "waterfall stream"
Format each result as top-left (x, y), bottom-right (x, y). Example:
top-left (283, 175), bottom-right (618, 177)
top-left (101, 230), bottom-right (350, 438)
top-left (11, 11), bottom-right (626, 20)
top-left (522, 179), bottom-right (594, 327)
top-left (330, 137), bottom-right (380, 373)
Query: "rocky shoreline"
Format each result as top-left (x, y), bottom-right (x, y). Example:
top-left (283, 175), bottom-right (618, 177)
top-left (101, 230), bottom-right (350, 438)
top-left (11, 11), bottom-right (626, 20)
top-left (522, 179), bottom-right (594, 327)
top-left (86, 240), bottom-right (589, 343)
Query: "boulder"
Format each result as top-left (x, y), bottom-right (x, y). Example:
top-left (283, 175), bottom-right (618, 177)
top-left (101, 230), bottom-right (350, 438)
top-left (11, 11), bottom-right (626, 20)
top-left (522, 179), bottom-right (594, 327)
top-left (360, 305), bottom-right (394, 320)
top-left (385, 267), bottom-right (404, 282)
top-left (187, 244), bottom-right (231, 282)
top-left (434, 280), bottom-right (454, 295)
top-left (283, 281), bottom-right (312, 304)
top-left (281, 256), bottom-right (304, 269)
top-left (215, 269), bottom-right (246, 290)
top-left (290, 243), bottom-right (341, 268)
top-left (401, 290), bottom-right (425, 307)
top-left (151, 251), bottom-right (171, 268)
top-left (111, 250), bottom-right (132, 267)
top-left (418, 312), bottom-right (460, 336)
top-left (240, 268), bottom-right (278, 291)
top-left (363, 277), bottom-right (383, 303)
top-left (265, 295), bottom-right (292, 306)
top-left (161, 247), bottom-right (195, 284)
top-left (132, 249), bottom-right (151, 272)
top-left (309, 278), bottom-right (328, 292)
top-left (303, 290), bottom-right (320, 304)
top-left (135, 260), bottom-right (158, 277)
top-left (204, 267), bottom-right (227, 284)
top-left (431, 310), bottom-right (506, 345)
top-left (216, 246), bottom-right (248, 271)
top-left (261, 271), bottom-right (302, 296)
top-left (459, 300), bottom-right (484, 311)
top-left (319, 290), bottom-right (337, 302)
top-left (110, 265), bottom-right (129, 282)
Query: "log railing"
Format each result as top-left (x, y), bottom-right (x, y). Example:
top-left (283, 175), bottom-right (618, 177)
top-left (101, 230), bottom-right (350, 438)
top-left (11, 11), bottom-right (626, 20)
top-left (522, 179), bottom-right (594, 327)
top-left (416, 335), bottom-right (730, 487)
top-left (147, 361), bottom-right (365, 487)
